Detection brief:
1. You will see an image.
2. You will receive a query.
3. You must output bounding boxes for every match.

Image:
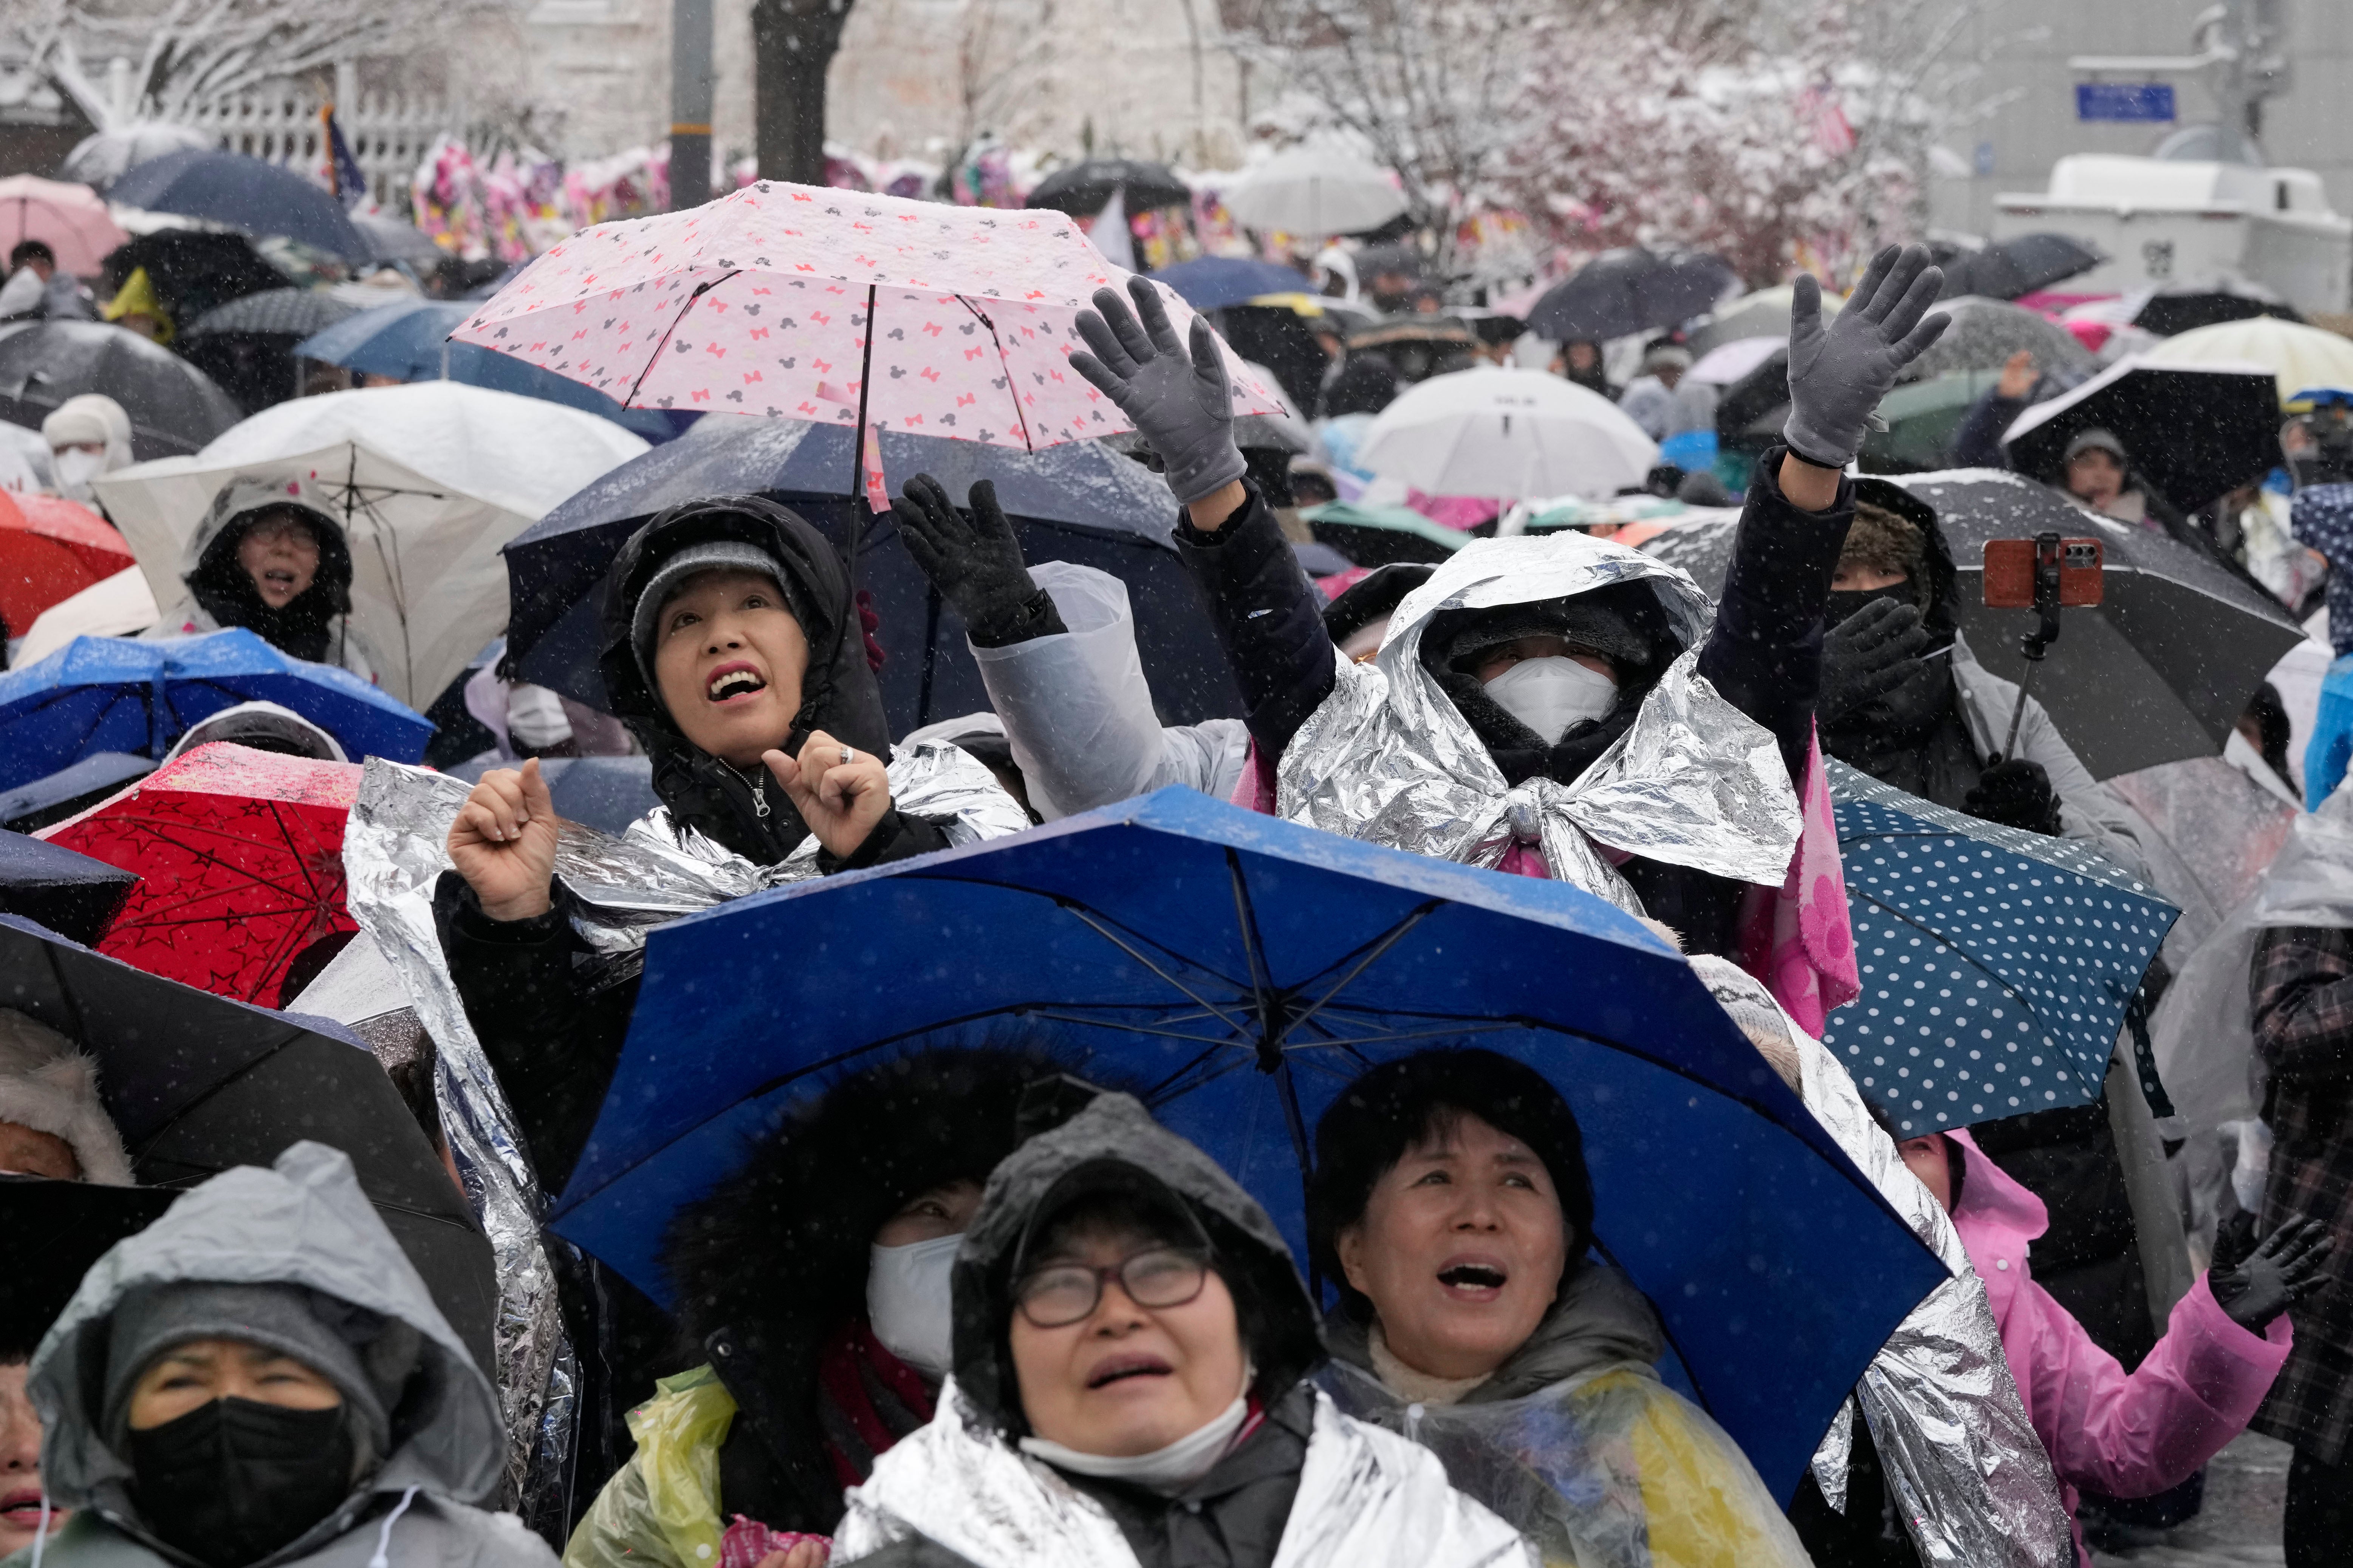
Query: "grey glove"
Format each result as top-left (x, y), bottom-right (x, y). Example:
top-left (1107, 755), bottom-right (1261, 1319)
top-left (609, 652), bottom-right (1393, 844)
top-left (1070, 277), bottom-right (1247, 506)
top-left (1782, 244), bottom-right (1950, 469)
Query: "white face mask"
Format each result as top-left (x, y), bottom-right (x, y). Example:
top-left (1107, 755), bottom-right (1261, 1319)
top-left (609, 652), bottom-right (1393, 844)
top-left (51, 447), bottom-right (107, 498)
top-left (1482, 656), bottom-right (1618, 745)
top-left (867, 1234), bottom-right (963, 1378)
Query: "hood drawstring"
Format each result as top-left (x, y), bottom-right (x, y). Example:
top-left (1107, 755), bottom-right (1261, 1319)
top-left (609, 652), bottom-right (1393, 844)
top-left (30, 1495), bottom-right (50, 1568)
top-left (366, 1485), bottom-right (421, 1568)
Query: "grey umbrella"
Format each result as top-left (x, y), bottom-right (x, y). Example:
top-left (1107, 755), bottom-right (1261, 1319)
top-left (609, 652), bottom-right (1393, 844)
top-left (1903, 295), bottom-right (2095, 383)
top-left (1638, 470), bottom-right (2305, 779)
top-left (186, 286), bottom-right (361, 339)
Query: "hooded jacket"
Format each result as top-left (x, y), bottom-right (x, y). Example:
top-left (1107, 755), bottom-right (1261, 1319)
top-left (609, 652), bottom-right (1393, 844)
top-left (144, 477), bottom-right (378, 683)
top-left (834, 1093), bottom-right (1530, 1568)
top-left (10, 1140), bottom-right (553, 1568)
top-left (0, 1007), bottom-right (133, 1185)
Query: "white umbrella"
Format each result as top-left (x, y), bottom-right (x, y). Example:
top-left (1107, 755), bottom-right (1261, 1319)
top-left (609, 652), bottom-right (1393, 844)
top-left (93, 382), bottom-right (648, 707)
top-left (1222, 147), bottom-right (1407, 237)
top-left (1357, 368), bottom-right (1659, 500)
top-left (14, 564), bottom-right (159, 664)
top-left (1687, 336), bottom-right (1785, 387)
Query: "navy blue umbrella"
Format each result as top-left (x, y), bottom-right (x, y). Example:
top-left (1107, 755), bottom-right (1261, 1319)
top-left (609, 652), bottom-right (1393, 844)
top-left (500, 417), bottom-right (1245, 733)
top-left (0, 827), bottom-right (136, 943)
top-left (1821, 761), bottom-right (2177, 1137)
top-left (551, 787), bottom-right (1945, 1502)
top-left (108, 149), bottom-right (368, 260)
top-left (292, 300), bottom-right (678, 443)
top-left (0, 630), bottom-right (433, 790)
top-left (1154, 257), bottom-right (1313, 311)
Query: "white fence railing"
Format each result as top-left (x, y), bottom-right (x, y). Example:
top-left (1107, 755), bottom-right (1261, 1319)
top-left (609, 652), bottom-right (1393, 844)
top-left (181, 68), bottom-right (465, 214)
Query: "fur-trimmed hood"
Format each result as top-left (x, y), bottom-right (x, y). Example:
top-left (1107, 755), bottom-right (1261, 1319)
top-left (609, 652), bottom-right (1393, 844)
top-left (0, 1007), bottom-right (133, 1185)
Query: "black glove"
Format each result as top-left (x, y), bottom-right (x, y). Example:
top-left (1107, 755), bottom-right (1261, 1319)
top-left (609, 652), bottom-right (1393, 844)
top-left (892, 475), bottom-right (1067, 648)
top-left (1819, 597), bottom-right (1930, 727)
top-left (2211, 1215), bottom-right (2333, 1332)
top-left (1963, 758), bottom-right (2062, 835)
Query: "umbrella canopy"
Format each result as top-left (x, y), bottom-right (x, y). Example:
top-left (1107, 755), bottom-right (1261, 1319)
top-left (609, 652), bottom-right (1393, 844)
top-left (2001, 355), bottom-right (2280, 514)
top-left (0, 1176), bottom-right (178, 1350)
top-left (107, 148), bottom-right (368, 259)
top-left (1638, 470), bottom-right (2306, 778)
top-left (1152, 256), bottom-right (1312, 311)
top-left (0, 911), bottom-right (497, 1371)
top-left (2133, 281), bottom-right (2297, 339)
top-left (1934, 233), bottom-right (2105, 302)
top-left (16, 564), bottom-right (160, 666)
top-left (291, 298), bottom-right (682, 442)
top-left (0, 175), bottom-right (130, 277)
top-left (59, 122), bottom-right (210, 191)
top-left (37, 741), bottom-right (365, 1007)
top-left (185, 286), bottom-right (359, 340)
top-left (551, 787), bottom-right (1945, 1501)
top-left (352, 210), bottom-right (445, 265)
top-left (0, 490), bottom-right (133, 637)
top-left (96, 382), bottom-right (650, 707)
top-left (0, 826), bottom-right (136, 943)
top-left (1901, 295), bottom-right (2095, 384)
top-left (1220, 147), bottom-right (1406, 235)
top-left (1357, 367), bottom-right (1658, 500)
top-left (1025, 157), bottom-right (1193, 216)
top-left (99, 231), bottom-right (289, 330)
top-left (2142, 315), bottom-right (2353, 404)
top-left (1299, 500), bottom-right (1468, 566)
top-left (1687, 335), bottom-right (1785, 387)
top-left (496, 414), bottom-right (1246, 729)
top-left (0, 320), bottom-right (243, 460)
top-left (1527, 247), bottom-right (1738, 344)
top-left (1821, 761), bottom-right (2175, 1138)
top-left (449, 181), bottom-right (1285, 504)
top-left (0, 629), bottom-right (432, 790)
top-left (1859, 370), bottom-right (2000, 473)
top-left (1686, 285), bottom-right (1842, 356)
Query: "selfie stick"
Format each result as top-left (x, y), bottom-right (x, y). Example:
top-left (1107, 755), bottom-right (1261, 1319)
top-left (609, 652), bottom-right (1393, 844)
top-left (2002, 531), bottom-right (2065, 760)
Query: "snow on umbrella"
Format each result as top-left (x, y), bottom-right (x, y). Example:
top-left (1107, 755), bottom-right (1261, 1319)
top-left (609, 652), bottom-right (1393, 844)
top-left (1899, 295), bottom-right (2094, 384)
top-left (0, 826), bottom-right (136, 945)
top-left (0, 912), bottom-right (497, 1367)
top-left (1220, 146), bottom-right (1406, 236)
top-left (108, 148), bottom-right (368, 260)
top-left (2001, 354), bottom-right (2281, 515)
top-left (1527, 247), bottom-right (1738, 344)
top-left (0, 490), bottom-right (133, 637)
top-left (0, 320), bottom-right (244, 460)
top-left (1820, 761), bottom-right (2176, 1138)
top-left (0, 629), bottom-right (432, 792)
top-left (447, 180), bottom-right (1285, 509)
top-left (58, 122), bottom-right (209, 192)
top-left (186, 286), bottom-right (361, 341)
top-left (2142, 315), bottom-right (2353, 404)
top-left (37, 742), bottom-right (365, 1008)
top-left (1358, 367), bottom-right (1658, 500)
top-left (548, 787), bottom-right (1947, 1502)
top-left (0, 175), bottom-right (130, 276)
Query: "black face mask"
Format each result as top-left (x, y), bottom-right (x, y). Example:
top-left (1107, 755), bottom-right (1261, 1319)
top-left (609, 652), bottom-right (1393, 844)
top-left (1824, 585), bottom-right (1914, 628)
top-left (129, 1399), bottom-right (355, 1568)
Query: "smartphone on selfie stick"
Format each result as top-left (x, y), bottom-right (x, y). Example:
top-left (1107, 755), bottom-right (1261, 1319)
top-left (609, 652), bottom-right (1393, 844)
top-left (1982, 532), bottom-right (2103, 758)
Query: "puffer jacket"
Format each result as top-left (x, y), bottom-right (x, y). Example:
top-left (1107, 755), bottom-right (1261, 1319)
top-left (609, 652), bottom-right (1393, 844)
top-left (833, 1093), bottom-right (1531, 1568)
top-left (6, 1140), bottom-right (554, 1568)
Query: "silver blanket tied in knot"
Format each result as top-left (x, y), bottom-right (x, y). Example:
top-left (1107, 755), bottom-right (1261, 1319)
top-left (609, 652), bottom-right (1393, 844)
top-left (1276, 533), bottom-right (1800, 914)
top-left (341, 741), bottom-right (1028, 1505)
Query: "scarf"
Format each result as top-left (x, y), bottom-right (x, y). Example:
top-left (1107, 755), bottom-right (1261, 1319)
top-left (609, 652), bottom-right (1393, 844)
top-left (815, 1322), bottom-right (936, 1489)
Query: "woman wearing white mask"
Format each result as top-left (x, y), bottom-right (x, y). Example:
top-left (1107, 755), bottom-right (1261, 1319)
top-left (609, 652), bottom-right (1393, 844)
top-left (563, 1046), bottom-right (1071, 1568)
top-left (39, 393), bottom-right (134, 509)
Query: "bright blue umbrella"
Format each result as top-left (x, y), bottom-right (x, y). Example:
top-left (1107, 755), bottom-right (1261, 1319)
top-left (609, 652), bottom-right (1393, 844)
top-left (293, 300), bottom-right (679, 443)
top-left (1821, 761), bottom-right (2178, 1138)
top-left (551, 786), bottom-right (1946, 1502)
top-left (0, 629), bottom-right (433, 789)
top-left (1153, 256), bottom-right (1315, 311)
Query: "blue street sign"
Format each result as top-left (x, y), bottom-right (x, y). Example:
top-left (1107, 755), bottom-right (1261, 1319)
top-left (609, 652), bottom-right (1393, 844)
top-left (2076, 82), bottom-right (2176, 122)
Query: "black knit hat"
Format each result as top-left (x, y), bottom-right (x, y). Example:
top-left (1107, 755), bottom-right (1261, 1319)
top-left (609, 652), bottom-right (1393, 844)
top-left (1427, 581), bottom-right (1672, 678)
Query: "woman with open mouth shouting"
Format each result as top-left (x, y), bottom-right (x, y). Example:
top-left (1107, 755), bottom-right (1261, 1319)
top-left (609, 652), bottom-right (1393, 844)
top-left (1308, 1050), bottom-right (1808, 1568)
top-left (831, 1091), bottom-right (1531, 1568)
top-left (147, 476), bottom-right (379, 682)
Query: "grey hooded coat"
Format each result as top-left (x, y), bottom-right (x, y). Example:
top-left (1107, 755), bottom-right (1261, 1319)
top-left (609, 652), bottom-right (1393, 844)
top-left (6, 1141), bottom-right (557, 1568)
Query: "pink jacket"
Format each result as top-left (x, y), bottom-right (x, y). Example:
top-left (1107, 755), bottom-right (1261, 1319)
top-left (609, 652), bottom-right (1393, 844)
top-left (1947, 1130), bottom-right (2290, 1559)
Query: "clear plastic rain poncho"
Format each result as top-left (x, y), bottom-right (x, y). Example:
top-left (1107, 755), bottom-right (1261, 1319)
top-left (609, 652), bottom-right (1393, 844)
top-left (1275, 533), bottom-right (1801, 915)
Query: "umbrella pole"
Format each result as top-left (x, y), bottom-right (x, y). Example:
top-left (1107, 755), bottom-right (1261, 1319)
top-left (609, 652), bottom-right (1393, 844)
top-left (849, 283), bottom-right (879, 603)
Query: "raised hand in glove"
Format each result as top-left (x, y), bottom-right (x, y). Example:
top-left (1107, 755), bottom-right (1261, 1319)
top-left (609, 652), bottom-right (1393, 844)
top-left (1819, 597), bottom-right (1930, 727)
top-left (2211, 1215), bottom-right (2333, 1332)
top-left (1964, 758), bottom-right (2063, 835)
top-left (893, 475), bottom-right (1067, 648)
top-left (1069, 277), bottom-right (1246, 509)
top-left (1783, 244), bottom-right (1951, 469)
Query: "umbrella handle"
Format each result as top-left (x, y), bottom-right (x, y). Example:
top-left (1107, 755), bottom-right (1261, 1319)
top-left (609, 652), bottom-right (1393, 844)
top-left (2002, 655), bottom-right (2039, 761)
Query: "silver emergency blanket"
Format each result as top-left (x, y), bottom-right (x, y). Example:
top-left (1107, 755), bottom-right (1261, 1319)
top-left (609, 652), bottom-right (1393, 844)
top-left (342, 742), bottom-right (1028, 1503)
top-left (1275, 533), bottom-right (1800, 913)
top-left (1685, 959), bottom-right (2073, 1567)
top-left (833, 1380), bottom-right (1534, 1568)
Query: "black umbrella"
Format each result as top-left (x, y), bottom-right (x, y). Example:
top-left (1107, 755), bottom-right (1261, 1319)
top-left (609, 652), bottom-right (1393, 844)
top-left (501, 418), bottom-right (1245, 732)
top-left (0, 915), bottom-right (498, 1373)
top-left (0, 828), bottom-right (134, 945)
top-left (100, 230), bottom-right (290, 329)
top-left (2135, 283), bottom-right (2300, 339)
top-left (1527, 247), bottom-right (1738, 343)
top-left (0, 320), bottom-right (245, 459)
top-left (186, 286), bottom-right (360, 340)
top-left (2001, 357), bottom-right (2281, 515)
top-left (1025, 157), bottom-right (1192, 216)
top-left (1935, 233), bottom-right (2106, 301)
top-left (108, 148), bottom-right (368, 259)
top-left (0, 1175), bottom-right (178, 1352)
top-left (1903, 295), bottom-right (2096, 384)
top-left (1638, 473), bottom-right (2305, 778)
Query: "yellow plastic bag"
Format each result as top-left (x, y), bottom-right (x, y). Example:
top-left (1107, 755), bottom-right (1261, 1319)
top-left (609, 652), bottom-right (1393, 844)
top-left (564, 1364), bottom-right (739, 1568)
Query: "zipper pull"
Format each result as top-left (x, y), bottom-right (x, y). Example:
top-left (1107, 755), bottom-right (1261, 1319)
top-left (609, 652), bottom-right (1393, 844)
top-left (752, 778), bottom-right (770, 818)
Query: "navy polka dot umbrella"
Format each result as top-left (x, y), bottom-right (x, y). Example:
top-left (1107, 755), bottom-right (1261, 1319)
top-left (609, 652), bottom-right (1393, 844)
top-left (1821, 760), bottom-right (2178, 1137)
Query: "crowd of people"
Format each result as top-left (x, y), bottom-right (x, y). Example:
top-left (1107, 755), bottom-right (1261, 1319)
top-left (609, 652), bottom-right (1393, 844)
top-left (3, 200), bottom-right (2352, 1568)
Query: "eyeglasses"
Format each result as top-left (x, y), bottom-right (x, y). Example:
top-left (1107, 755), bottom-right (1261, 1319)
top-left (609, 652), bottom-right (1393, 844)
top-left (1013, 1246), bottom-right (1209, 1329)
